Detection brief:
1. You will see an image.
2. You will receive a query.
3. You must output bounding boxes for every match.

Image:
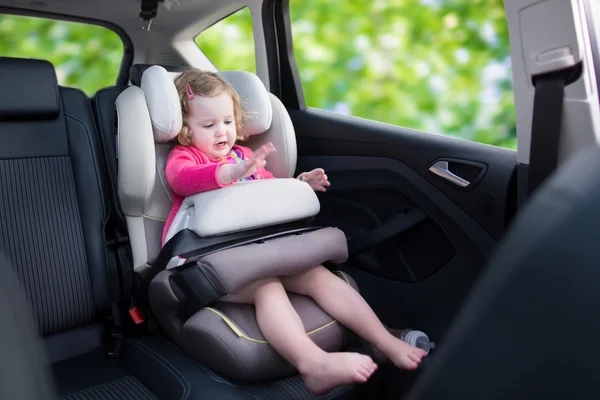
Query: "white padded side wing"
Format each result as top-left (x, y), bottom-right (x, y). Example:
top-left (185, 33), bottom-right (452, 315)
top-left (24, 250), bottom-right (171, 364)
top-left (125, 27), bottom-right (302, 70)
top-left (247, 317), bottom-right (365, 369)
top-left (116, 86), bottom-right (156, 269)
top-left (245, 93), bottom-right (297, 178)
top-left (165, 179), bottom-right (319, 242)
top-left (141, 66), bottom-right (183, 143)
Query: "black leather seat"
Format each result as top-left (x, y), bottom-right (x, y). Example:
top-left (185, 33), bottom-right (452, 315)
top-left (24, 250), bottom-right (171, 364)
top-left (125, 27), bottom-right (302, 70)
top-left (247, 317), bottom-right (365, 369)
top-left (405, 145), bottom-right (600, 400)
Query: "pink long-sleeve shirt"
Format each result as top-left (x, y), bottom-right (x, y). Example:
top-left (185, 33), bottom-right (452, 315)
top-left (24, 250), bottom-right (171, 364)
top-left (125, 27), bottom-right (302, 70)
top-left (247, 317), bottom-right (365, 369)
top-left (162, 144), bottom-right (275, 245)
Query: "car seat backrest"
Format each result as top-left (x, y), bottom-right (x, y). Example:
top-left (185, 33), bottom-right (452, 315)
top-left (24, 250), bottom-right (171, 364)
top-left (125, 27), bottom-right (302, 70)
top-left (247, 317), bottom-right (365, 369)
top-left (116, 65), bottom-right (297, 271)
top-left (0, 57), bottom-right (111, 337)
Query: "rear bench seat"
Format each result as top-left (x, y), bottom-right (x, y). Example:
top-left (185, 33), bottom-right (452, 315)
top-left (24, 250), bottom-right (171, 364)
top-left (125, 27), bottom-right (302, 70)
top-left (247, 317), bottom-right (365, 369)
top-left (0, 56), bottom-right (255, 399)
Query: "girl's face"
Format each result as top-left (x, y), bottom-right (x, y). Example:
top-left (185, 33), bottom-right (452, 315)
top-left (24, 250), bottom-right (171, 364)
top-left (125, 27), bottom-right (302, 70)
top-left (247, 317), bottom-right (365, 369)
top-left (186, 91), bottom-right (237, 159)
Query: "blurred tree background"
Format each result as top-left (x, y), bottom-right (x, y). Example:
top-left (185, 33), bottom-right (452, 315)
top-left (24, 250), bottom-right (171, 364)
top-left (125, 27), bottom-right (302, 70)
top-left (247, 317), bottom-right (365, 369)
top-left (1, 0), bottom-right (516, 149)
top-left (0, 14), bottom-right (123, 96)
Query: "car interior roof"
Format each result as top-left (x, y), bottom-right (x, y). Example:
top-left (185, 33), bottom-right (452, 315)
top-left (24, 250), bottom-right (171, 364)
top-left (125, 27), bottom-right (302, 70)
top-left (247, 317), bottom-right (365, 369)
top-left (0, 0), bottom-right (245, 40)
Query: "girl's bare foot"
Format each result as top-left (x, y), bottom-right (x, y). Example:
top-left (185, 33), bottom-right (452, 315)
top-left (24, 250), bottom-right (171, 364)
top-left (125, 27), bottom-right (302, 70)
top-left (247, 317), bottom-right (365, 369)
top-left (375, 336), bottom-right (427, 370)
top-left (300, 352), bottom-right (378, 395)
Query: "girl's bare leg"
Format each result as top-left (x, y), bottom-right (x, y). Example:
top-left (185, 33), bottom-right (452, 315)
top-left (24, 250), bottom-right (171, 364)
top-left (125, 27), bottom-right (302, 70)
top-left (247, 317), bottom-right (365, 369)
top-left (221, 277), bottom-right (378, 395)
top-left (280, 266), bottom-right (427, 370)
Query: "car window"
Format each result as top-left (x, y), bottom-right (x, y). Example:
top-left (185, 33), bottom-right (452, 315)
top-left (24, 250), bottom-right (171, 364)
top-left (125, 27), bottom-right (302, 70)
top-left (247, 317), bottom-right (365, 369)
top-left (195, 7), bottom-right (256, 74)
top-left (0, 14), bottom-right (124, 96)
top-left (289, 0), bottom-right (516, 149)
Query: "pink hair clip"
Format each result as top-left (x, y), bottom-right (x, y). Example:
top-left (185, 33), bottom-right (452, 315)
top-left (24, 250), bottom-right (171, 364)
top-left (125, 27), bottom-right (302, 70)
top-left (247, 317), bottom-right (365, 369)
top-left (185, 83), bottom-right (195, 100)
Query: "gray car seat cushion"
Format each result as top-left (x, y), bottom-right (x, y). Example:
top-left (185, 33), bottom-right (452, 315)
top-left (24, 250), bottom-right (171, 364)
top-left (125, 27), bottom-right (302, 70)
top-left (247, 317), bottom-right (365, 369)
top-left (151, 268), bottom-right (358, 382)
top-left (199, 227), bottom-right (348, 294)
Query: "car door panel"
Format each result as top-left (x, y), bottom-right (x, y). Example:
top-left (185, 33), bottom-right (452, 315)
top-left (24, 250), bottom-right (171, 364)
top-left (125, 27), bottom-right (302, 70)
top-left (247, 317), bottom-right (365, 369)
top-left (291, 108), bottom-right (517, 338)
top-left (292, 108), bottom-right (517, 241)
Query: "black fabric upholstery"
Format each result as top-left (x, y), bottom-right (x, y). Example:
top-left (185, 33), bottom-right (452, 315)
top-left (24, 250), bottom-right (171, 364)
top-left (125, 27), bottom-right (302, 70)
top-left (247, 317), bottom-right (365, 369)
top-left (62, 87), bottom-right (112, 313)
top-left (0, 254), bottom-right (57, 400)
top-left (122, 336), bottom-right (255, 400)
top-left (406, 146), bottom-right (600, 400)
top-left (93, 86), bottom-right (127, 226)
top-left (0, 57), bottom-right (59, 121)
top-left (59, 376), bottom-right (157, 400)
top-left (0, 70), bottom-right (103, 332)
top-left (52, 345), bottom-right (149, 399)
top-left (229, 370), bottom-right (354, 400)
top-left (0, 115), bottom-right (68, 160)
top-left (0, 157), bottom-right (94, 334)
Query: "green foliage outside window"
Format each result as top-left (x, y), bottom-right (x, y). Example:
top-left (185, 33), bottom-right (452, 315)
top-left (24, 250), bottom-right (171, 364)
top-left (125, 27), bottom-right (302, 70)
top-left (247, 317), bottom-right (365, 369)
top-left (196, 1), bottom-right (516, 149)
top-left (288, 0), bottom-right (516, 149)
top-left (1, 0), bottom-right (516, 149)
top-left (0, 14), bottom-right (123, 96)
top-left (195, 7), bottom-right (256, 74)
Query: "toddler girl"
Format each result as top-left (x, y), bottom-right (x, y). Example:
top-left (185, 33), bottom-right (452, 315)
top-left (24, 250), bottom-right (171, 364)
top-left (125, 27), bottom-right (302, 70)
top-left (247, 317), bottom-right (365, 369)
top-left (163, 69), bottom-right (426, 395)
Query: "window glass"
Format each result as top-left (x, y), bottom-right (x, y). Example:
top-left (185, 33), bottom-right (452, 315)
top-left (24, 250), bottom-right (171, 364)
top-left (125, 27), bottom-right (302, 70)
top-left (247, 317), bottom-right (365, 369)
top-left (195, 7), bottom-right (256, 74)
top-left (0, 14), bottom-right (124, 96)
top-left (289, 0), bottom-right (516, 149)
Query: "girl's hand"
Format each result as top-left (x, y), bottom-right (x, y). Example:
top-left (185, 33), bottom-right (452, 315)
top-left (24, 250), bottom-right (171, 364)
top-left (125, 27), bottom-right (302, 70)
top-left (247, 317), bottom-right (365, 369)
top-left (229, 142), bottom-right (277, 182)
top-left (298, 168), bottom-right (330, 192)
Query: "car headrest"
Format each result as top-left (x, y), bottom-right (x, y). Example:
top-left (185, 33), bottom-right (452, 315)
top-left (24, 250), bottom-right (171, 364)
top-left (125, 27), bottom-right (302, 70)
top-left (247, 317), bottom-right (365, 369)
top-left (0, 57), bottom-right (59, 121)
top-left (139, 65), bottom-right (273, 143)
top-left (129, 63), bottom-right (181, 88)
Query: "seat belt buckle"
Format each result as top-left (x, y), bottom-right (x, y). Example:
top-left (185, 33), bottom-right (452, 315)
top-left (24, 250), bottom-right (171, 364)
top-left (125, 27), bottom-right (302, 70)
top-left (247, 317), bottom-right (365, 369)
top-left (128, 296), bottom-right (145, 325)
top-left (107, 331), bottom-right (124, 359)
top-left (128, 306), bottom-right (145, 325)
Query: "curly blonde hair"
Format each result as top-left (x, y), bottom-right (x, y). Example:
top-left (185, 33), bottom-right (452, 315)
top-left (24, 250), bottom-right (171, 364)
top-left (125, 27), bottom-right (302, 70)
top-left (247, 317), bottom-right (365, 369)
top-left (174, 69), bottom-right (246, 146)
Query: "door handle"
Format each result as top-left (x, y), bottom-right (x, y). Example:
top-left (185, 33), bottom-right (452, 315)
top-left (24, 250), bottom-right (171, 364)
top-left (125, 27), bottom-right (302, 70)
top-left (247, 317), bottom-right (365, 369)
top-left (429, 161), bottom-right (470, 187)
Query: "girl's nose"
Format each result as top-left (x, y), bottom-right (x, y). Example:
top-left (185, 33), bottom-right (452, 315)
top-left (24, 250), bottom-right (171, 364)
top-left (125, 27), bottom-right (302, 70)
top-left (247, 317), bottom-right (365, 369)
top-left (215, 123), bottom-right (226, 136)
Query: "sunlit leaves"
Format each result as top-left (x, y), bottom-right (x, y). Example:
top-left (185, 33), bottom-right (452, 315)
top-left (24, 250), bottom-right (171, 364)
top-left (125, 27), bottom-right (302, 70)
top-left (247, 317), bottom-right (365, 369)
top-left (0, 1), bottom-right (516, 149)
top-left (0, 14), bottom-right (123, 96)
top-left (288, 0), bottom-right (516, 148)
top-left (194, 7), bottom-right (256, 74)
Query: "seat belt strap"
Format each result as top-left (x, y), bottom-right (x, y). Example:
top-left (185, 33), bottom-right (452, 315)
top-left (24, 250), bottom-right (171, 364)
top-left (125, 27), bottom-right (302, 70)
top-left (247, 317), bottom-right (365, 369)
top-left (104, 234), bottom-right (124, 358)
top-left (527, 73), bottom-right (566, 196)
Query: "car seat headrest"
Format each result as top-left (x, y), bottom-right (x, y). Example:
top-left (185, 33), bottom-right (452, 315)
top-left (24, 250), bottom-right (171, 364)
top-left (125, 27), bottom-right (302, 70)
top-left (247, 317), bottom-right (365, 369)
top-left (129, 63), bottom-right (180, 88)
top-left (140, 66), bottom-right (183, 143)
top-left (0, 57), bottom-right (59, 121)
top-left (140, 65), bottom-right (273, 143)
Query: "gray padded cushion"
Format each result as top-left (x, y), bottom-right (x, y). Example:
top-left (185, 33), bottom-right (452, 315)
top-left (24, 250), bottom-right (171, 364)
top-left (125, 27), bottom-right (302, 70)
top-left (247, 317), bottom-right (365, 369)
top-left (150, 269), bottom-right (357, 382)
top-left (199, 227), bottom-right (348, 294)
top-left (406, 146), bottom-right (600, 400)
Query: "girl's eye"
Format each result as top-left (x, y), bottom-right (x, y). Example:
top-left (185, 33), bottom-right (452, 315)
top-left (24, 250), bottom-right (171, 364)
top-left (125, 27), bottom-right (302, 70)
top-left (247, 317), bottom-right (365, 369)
top-left (224, 120), bottom-right (233, 125)
top-left (203, 123), bottom-right (213, 128)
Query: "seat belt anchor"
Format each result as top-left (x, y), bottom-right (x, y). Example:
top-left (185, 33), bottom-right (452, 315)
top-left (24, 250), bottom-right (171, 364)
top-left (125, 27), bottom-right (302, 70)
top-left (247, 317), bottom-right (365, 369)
top-left (107, 331), bottom-right (124, 359)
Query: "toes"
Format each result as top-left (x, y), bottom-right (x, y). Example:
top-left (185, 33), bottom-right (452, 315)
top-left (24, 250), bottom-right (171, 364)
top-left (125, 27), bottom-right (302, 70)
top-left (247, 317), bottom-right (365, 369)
top-left (354, 370), bottom-right (369, 382)
top-left (407, 352), bottom-right (423, 363)
top-left (404, 360), bottom-right (419, 370)
top-left (358, 366), bottom-right (371, 379)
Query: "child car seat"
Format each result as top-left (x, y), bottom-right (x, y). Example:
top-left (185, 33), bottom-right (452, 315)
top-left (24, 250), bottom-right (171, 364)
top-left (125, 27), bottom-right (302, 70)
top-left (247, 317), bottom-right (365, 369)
top-left (115, 66), bottom-right (360, 382)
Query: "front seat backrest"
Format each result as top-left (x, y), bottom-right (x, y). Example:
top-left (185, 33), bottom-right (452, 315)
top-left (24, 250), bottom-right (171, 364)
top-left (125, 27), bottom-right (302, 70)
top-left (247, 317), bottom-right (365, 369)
top-left (116, 65), bottom-right (297, 271)
top-left (406, 145), bottom-right (600, 400)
